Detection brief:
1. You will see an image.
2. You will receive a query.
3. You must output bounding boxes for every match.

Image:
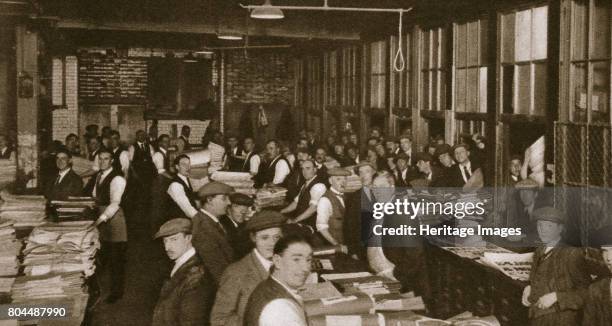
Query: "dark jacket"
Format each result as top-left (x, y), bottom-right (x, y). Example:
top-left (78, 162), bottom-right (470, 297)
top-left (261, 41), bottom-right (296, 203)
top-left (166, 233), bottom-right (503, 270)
top-left (244, 277), bottom-right (304, 326)
top-left (152, 254), bottom-right (215, 326)
top-left (45, 169), bottom-right (83, 201)
top-left (447, 161), bottom-right (482, 188)
top-left (218, 215), bottom-right (251, 259)
top-left (192, 211), bottom-right (236, 284)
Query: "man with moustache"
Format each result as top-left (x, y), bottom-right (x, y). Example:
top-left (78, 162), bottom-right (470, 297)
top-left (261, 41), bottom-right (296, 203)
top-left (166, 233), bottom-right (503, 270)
top-left (254, 140), bottom-right (291, 188)
top-left (152, 218), bottom-right (214, 326)
top-left (211, 210), bottom-right (286, 326)
top-left (244, 234), bottom-right (313, 326)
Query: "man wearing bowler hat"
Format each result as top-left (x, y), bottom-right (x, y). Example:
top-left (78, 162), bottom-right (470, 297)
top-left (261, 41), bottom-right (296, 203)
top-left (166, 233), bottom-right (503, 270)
top-left (192, 181), bottom-right (236, 284)
top-left (220, 193), bottom-right (255, 258)
top-left (152, 218), bottom-right (214, 326)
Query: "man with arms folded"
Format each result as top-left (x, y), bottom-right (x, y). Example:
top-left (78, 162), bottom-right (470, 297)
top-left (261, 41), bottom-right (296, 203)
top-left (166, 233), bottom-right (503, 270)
top-left (211, 210), bottom-right (286, 326)
top-left (152, 218), bottom-right (214, 326)
top-left (244, 234), bottom-right (313, 326)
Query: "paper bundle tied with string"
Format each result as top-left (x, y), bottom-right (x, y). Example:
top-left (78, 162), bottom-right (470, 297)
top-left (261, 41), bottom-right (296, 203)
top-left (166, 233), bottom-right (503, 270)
top-left (521, 136), bottom-right (545, 187)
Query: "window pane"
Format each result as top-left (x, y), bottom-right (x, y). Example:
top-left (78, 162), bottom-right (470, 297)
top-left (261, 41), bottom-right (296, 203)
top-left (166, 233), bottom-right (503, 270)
top-left (480, 19), bottom-right (489, 64)
top-left (502, 13), bottom-right (515, 63)
top-left (515, 9), bottom-right (532, 62)
top-left (502, 65), bottom-right (514, 114)
top-left (467, 21), bottom-right (480, 66)
top-left (467, 67), bottom-right (479, 112)
top-left (516, 64), bottom-right (531, 114)
top-left (422, 30), bottom-right (430, 69)
top-left (432, 70), bottom-right (439, 110)
top-left (422, 71), bottom-right (430, 109)
top-left (572, 63), bottom-right (588, 123)
top-left (432, 29), bottom-right (439, 68)
top-left (572, 0), bottom-right (588, 61)
top-left (592, 62), bottom-right (610, 123)
top-left (457, 23), bottom-right (467, 67)
top-left (439, 70), bottom-right (447, 110)
top-left (479, 67), bottom-right (488, 113)
top-left (592, 0), bottom-right (611, 60)
top-left (533, 63), bottom-right (547, 116)
top-left (532, 6), bottom-right (548, 60)
top-left (456, 68), bottom-right (466, 112)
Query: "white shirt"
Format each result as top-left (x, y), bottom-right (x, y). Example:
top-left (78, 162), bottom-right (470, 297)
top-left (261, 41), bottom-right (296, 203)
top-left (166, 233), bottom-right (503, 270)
top-left (93, 147), bottom-right (130, 176)
top-left (253, 248), bottom-right (273, 272)
top-left (246, 153), bottom-right (261, 175)
top-left (271, 156), bottom-right (290, 185)
top-left (316, 187), bottom-right (344, 231)
top-left (459, 161), bottom-right (472, 183)
top-left (293, 176), bottom-right (326, 206)
top-left (286, 154), bottom-right (296, 170)
top-left (170, 247), bottom-right (196, 277)
top-left (152, 148), bottom-right (168, 173)
top-left (259, 277), bottom-right (307, 326)
top-left (93, 168), bottom-right (127, 222)
top-left (56, 168), bottom-right (71, 184)
top-left (167, 174), bottom-right (198, 218)
top-left (511, 175), bottom-right (519, 182)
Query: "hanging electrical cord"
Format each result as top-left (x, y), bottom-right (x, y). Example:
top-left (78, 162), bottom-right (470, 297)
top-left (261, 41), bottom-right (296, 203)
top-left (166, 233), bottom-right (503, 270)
top-left (393, 11), bottom-right (405, 72)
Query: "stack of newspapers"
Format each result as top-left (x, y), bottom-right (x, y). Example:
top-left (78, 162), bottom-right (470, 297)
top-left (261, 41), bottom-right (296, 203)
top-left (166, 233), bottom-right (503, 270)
top-left (211, 171), bottom-right (256, 196)
top-left (49, 197), bottom-right (96, 221)
top-left (0, 191), bottom-right (47, 228)
top-left (255, 186), bottom-right (287, 208)
top-left (11, 271), bottom-right (87, 302)
top-left (0, 159), bottom-right (16, 187)
top-left (0, 219), bottom-right (20, 277)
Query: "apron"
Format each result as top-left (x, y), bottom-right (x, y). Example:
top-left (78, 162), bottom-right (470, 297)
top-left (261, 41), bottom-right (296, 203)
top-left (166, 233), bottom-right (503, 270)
top-left (98, 205), bottom-right (128, 242)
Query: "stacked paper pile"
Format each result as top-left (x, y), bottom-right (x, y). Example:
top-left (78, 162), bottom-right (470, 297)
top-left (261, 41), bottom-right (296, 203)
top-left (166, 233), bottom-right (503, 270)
top-left (0, 277), bottom-right (15, 302)
top-left (49, 197), bottom-right (96, 221)
top-left (480, 252), bottom-right (533, 282)
top-left (0, 159), bottom-right (16, 186)
top-left (71, 156), bottom-right (92, 176)
top-left (208, 142), bottom-right (225, 173)
top-left (0, 191), bottom-right (47, 228)
top-left (211, 171), bottom-right (256, 196)
top-left (344, 174), bottom-right (362, 193)
top-left (11, 272), bottom-right (87, 302)
top-left (22, 221), bottom-right (99, 277)
top-left (0, 219), bottom-right (20, 276)
top-left (255, 186), bottom-right (287, 208)
top-left (329, 275), bottom-right (402, 296)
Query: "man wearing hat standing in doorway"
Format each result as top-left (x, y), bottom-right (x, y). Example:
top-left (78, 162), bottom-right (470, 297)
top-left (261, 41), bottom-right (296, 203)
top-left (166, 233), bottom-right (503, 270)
top-left (192, 181), bottom-right (236, 284)
top-left (211, 210), bottom-right (286, 326)
top-left (220, 193), bottom-right (255, 259)
top-left (522, 207), bottom-right (592, 326)
top-left (152, 218), bottom-right (214, 326)
top-left (316, 168), bottom-right (350, 246)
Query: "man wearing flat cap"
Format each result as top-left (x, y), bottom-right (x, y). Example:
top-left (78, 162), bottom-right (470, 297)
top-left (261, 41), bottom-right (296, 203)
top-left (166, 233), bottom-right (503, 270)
top-left (152, 218), bottom-right (214, 326)
top-left (192, 181), bottom-right (236, 284)
top-left (316, 167), bottom-right (350, 246)
top-left (211, 210), bottom-right (286, 326)
top-left (220, 193), bottom-right (255, 258)
top-left (522, 207), bottom-right (593, 326)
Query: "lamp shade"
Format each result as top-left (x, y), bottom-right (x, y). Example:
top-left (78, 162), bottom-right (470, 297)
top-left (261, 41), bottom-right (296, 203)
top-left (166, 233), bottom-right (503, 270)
top-left (217, 34), bottom-right (243, 40)
top-left (250, 0), bottom-right (284, 19)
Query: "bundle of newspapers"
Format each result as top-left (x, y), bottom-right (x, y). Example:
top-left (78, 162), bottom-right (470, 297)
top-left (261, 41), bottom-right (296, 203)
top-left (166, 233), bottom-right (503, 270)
top-left (308, 311), bottom-right (500, 326)
top-left (344, 173), bottom-right (362, 193)
top-left (49, 197), bottom-right (96, 221)
top-left (211, 171), bottom-right (256, 196)
top-left (11, 272), bottom-right (87, 302)
top-left (22, 221), bottom-right (99, 277)
top-left (255, 186), bottom-right (287, 208)
top-left (0, 219), bottom-right (20, 277)
top-left (0, 159), bottom-right (16, 187)
top-left (207, 142), bottom-right (226, 173)
top-left (0, 191), bottom-right (47, 227)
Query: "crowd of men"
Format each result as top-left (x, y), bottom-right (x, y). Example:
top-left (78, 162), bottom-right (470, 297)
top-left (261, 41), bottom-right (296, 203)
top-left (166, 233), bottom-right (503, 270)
top-left (36, 122), bottom-right (612, 326)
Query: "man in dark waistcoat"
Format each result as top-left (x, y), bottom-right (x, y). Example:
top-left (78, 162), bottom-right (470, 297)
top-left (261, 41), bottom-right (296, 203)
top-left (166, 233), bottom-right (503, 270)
top-left (241, 137), bottom-right (261, 176)
top-left (244, 234), bottom-right (312, 326)
top-left (254, 140), bottom-right (291, 189)
top-left (224, 135), bottom-right (245, 172)
top-left (44, 148), bottom-right (83, 201)
top-left (281, 159), bottom-right (326, 229)
top-left (152, 218), bottom-right (215, 326)
top-left (316, 168), bottom-right (350, 246)
top-left (166, 155), bottom-right (199, 219)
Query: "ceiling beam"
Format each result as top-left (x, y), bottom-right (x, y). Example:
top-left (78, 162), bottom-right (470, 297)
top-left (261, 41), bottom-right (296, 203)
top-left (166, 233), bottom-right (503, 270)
top-left (56, 17), bottom-right (362, 41)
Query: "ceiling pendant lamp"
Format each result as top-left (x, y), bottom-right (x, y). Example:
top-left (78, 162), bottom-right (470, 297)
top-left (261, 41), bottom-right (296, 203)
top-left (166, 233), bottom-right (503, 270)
top-left (217, 33), bottom-right (243, 40)
top-left (250, 0), bottom-right (284, 19)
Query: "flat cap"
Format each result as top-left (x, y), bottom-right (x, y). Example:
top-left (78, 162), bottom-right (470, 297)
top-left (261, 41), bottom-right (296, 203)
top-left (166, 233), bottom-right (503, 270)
top-left (533, 206), bottom-right (566, 224)
top-left (452, 143), bottom-right (470, 152)
top-left (154, 218), bottom-right (192, 239)
top-left (197, 181), bottom-right (235, 198)
top-left (434, 144), bottom-right (452, 158)
top-left (414, 152), bottom-right (433, 163)
top-left (327, 167), bottom-right (351, 176)
top-left (515, 178), bottom-right (538, 190)
top-left (230, 193), bottom-right (254, 207)
top-left (245, 210), bottom-right (287, 232)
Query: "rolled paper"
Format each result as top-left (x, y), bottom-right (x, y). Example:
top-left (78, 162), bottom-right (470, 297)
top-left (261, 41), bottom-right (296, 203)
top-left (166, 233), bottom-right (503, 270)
top-left (304, 293), bottom-right (374, 317)
top-left (185, 149), bottom-right (211, 167)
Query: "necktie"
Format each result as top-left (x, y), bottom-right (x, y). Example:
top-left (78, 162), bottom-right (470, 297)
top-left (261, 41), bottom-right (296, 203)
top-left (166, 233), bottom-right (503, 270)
top-left (186, 178), bottom-right (193, 192)
top-left (54, 174), bottom-right (62, 185)
top-left (463, 166), bottom-right (472, 179)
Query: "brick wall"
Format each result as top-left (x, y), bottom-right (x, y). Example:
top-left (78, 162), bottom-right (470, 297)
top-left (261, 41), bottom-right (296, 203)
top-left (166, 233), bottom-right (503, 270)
top-left (52, 56), bottom-right (78, 142)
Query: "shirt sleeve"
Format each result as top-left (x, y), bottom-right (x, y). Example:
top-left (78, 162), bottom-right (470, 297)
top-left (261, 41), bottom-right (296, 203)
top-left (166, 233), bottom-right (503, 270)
top-left (273, 160), bottom-right (290, 184)
top-left (152, 152), bottom-right (165, 173)
top-left (259, 299), bottom-right (307, 326)
top-left (167, 182), bottom-right (198, 218)
top-left (92, 154), bottom-right (100, 171)
top-left (316, 197), bottom-right (332, 231)
top-left (128, 145), bottom-right (135, 161)
top-left (100, 176), bottom-right (126, 221)
top-left (250, 155), bottom-right (261, 175)
top-left (119, 151), bottom-right (130, 176)
top-left (309, 183), bottom-right (327, 206)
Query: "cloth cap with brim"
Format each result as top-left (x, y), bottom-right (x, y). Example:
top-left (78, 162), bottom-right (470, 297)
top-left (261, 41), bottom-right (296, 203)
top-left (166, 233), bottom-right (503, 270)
top-left (245, 210), bottom-right (287, 233)
top-left (532, 206), bottom-right (566, 224)
top-left (154, 218), bottom-right (192, 239)
top-left (434, 144), bottom-right (452, 158)
top-left (515, 178), bottom-right (539, 190)
top-left (230, 193), bottom-right (254, 207)
top-left (327, 167), bottom-right (351, 176)
top-left (197, 181), bottom-right (235, 198)
top-left (414, 152), bottom-right (433, 163)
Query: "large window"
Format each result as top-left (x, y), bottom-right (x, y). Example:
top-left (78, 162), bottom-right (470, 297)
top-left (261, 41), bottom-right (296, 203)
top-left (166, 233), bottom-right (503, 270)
top-left (390, 32), bottom-right (413, 109)
top-left (340, 46), bottom-right (359, 107)
top-left (305, 56), bottom-right (323, 112)
top-left (370, 40), bottom-right (387, 108)
top-left (569, 0), bottom-right (610, 124)
top-left (500, 5), bottom-right (548, 116)
top-left (454, 18), bottom-right (488, 113)
top-left (324, 51), bottom-right (339, 107)
top-left (420, 26), bottom-right (448, 111)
